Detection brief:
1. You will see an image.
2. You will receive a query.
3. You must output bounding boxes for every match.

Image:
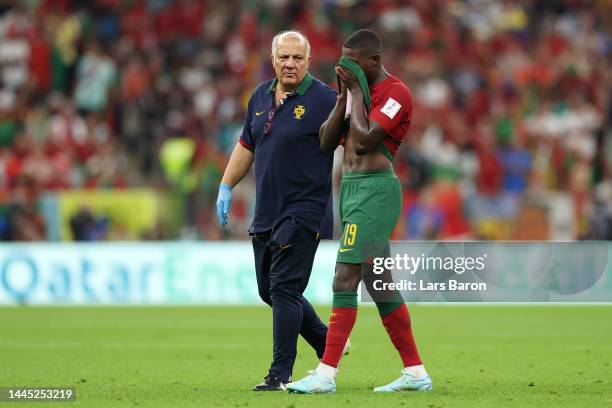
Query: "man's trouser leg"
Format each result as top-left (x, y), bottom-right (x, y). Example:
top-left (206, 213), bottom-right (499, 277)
top-left (252, 219), bottom-right (327, 381)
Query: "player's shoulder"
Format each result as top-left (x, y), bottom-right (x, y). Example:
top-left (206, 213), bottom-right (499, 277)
top-left (385, 76), bottom-right (412, 101)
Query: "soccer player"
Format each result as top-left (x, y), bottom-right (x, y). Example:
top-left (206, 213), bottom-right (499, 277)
top-left (216, 31), bottom-right (345, 391)
top-left (287, 29), bottom-right (432, 393)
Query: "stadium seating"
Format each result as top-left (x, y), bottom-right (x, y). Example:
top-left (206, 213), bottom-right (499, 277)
top-left (0, 0), bottom-right (610, 241)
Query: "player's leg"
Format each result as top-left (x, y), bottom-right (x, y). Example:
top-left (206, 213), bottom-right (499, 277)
top-left (286, 262), bottom-right (360, 394)
top-left (363, 173), bottom-right (431, 392)
top-left (317, 172), bottom-right (363, 369)
top-left (287, 174), bottom-right (369, 394)
top-left (287, 173), bottom-right (367, 393)
top-left (319, 172), bottom-right (365, 372)
top-left (362, 265), bottom-right (431, 391)
top-left (320, 263), bottom-right (361, 368)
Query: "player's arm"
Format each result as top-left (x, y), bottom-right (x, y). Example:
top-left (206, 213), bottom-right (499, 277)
top-left (220, 142), bottom-right (254, 187)
top-left (338, 67), bottom-right (387, 155)
top-left (319, 85), bottom-right (348, 153)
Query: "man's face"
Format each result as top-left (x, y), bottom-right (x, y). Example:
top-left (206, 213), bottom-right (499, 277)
top-left (272, 37), bottom-right (310, 89)
top-left (341, 46), bottom-right (378, 83)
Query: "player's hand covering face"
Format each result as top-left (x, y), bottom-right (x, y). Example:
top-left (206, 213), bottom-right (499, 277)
top-left (272, 37), bottom-right (310, 89)
top-left (335, 65), bottom-right (359, 91)
top-left (340, 46), bottom-right (379, 85)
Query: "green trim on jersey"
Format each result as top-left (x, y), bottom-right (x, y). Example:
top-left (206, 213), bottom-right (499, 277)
top-left (377, 143), bottom-right (393, 162)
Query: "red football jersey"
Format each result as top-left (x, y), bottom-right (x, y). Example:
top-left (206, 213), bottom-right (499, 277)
top-left (368, 75), bottom-right (413, 156)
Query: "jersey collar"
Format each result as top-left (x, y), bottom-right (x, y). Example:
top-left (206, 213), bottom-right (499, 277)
top-left (267, 72), bottom-right (313, 96)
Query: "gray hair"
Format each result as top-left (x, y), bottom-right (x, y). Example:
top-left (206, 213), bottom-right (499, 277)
top-left (271, 30), bottom-right (310, 59)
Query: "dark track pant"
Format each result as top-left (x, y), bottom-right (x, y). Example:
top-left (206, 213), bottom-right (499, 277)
top-left (252, 217), bottom-right (328, 382)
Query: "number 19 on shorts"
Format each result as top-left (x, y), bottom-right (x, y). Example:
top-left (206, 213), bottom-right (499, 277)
top-left (342, 223), bottom-right (358, 247)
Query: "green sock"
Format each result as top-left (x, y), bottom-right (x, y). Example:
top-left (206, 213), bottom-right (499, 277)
top-left (332, 291), bottom-right (358, 308)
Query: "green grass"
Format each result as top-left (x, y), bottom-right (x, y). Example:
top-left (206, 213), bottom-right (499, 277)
top-left (0, 306), bottom-right (611, 407)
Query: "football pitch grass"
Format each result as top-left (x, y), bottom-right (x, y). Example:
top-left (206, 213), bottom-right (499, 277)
top-left (1, 305), bottom-right (611, 407)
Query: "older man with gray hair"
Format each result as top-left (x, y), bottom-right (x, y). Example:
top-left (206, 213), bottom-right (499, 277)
top-left (216, 31), bottom-right (343, 391)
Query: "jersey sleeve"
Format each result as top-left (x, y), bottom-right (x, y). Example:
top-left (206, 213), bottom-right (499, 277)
top-left (368, 84), bottom-right (412, 135)
top-left (239, 96), bottom-right (255, 152)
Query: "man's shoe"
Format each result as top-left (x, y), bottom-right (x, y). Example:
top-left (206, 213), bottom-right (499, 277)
top-left (252, 375), bottom-right (287, 391)
top-left (373, 369), bottom-right (432, 392)
top-left (286, 370), bottom-right (336, 394)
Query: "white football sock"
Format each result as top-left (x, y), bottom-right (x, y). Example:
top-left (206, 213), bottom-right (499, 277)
top-left (316, 362), bottom-right (337, 381)
top-left (403, 364), bottom-right (428, 379)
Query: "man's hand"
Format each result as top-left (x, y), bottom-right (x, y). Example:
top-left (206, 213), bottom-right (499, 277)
top-left (335, 66), bottom-right (359, 91)
top-left (336, 74), bottom-right (348, 99)
top-left (216, 184), bottom-right (232, 226)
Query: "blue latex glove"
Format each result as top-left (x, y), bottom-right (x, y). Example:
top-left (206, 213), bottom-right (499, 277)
top-left (216, 184), bottom-right (232, 226)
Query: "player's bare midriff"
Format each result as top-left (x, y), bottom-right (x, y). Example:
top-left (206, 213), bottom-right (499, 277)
top-left (342, 130), bottom-right (392, 173)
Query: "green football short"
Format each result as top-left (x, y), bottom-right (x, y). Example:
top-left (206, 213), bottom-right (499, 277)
top-left (336, 169), bottom-right (402, 264)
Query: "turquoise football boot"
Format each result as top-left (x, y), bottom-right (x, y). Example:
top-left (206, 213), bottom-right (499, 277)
top-left (286, 370), bottom-right (336, 394)
top-left (373, 369), bottom-right (432, 392)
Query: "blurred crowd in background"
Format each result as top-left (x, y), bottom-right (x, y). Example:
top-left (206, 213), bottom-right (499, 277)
top-left (0, 0), bottom-right (610, 241)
